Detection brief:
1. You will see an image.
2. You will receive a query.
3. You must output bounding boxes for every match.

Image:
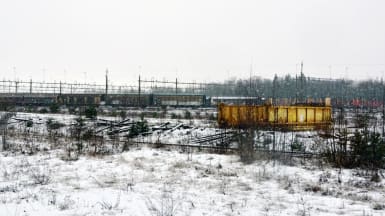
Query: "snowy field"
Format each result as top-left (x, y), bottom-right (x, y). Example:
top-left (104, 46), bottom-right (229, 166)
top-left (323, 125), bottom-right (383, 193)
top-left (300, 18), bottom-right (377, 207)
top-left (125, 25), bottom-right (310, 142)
top-left (1, 109), bottom-right (385, 215)
top-left (1, 147), bottom-right (385, 216)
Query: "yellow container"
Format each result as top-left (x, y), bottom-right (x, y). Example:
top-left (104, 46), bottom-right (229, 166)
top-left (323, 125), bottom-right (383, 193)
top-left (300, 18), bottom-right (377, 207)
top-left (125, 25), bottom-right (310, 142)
top-left (218, 103), bottom-right (332, 130)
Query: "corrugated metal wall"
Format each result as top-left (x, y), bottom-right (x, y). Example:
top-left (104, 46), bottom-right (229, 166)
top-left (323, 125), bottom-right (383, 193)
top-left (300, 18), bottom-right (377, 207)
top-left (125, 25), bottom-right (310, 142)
top-left (218, 103), bottom-right (332, 130)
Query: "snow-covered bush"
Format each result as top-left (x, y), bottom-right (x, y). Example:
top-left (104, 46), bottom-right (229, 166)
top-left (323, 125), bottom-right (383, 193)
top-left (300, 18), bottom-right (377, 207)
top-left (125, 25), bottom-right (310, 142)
top-left (29, 166), bottom-right (51, 185)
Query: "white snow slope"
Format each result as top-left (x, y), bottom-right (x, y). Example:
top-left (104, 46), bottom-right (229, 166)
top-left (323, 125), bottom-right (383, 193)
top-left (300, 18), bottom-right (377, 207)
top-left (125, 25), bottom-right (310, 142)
top-left (1, 147), bottom-right (384, 216)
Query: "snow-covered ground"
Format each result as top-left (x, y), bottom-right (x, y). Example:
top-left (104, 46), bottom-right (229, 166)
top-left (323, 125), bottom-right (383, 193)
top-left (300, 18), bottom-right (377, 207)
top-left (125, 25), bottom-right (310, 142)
top-left (1, 109), bottom-right (385, 215)
top-left (3, 111), bottom-right (318, 152)
top-left (1, 147), bottom-right (384, 216)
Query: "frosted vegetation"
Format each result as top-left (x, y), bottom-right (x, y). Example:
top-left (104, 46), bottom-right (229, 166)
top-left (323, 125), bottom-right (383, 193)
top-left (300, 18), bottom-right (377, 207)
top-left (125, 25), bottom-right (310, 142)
top-left (0, 107), bottom-right (384, 215)
top-left (1, 147), bottom-right (384, 215)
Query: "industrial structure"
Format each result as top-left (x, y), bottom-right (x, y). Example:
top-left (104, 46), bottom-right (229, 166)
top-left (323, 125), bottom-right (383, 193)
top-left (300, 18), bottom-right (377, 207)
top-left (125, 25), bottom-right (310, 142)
top-left (0, 75), bottom-right (382, 110)
top-left (217, 98), bottom-right (332, 130)
top-left (0, 77), bottom-right (210, 107)
top-left (0, 93), bottom-right (208, 107)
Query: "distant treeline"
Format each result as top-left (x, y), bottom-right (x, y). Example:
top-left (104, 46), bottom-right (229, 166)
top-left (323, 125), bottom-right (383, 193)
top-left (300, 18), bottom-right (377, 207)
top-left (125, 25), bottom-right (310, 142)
top-left (203, 73), bottom-right (384, 102)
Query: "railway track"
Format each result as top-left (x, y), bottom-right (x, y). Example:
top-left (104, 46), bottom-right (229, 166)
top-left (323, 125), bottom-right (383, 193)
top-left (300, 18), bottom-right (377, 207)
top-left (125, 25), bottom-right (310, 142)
top-left (4, 132), bottom-right (321, 157)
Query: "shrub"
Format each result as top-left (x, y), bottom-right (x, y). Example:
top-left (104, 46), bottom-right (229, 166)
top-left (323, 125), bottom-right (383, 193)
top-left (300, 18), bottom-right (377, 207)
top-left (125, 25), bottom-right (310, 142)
top-left (184, 110), bottom-right (192, 119)
top-left (85, 106), bottom-right (97, 119)
top-left (26, 120), bottom-right (33, 127)
top-left (58, 196), bottom-right (75, 210)
top-left (128, 121), bottom-right (149, 138)
top-left (208, 113), bottom-right (216, 121)
top-left (171, 113), bottom-right (178, 119)
top-left (139, 112), bottom-right (145, 120)
top-left (46, 118), bottom-right (65, 130)
top-left (110, 110), bottom-right (118, 117)
top-left (239, 130), bottom-right (256, 164)
top-left (119, 110), bottom-right (127, 120)
top-left (39, 108), bottom-right (48, 113)
top-left (49, 102), bottom-right (60, 113)
top-left (82, 128), bottom-right (95, 141)
top-left (68, 107), bottom-right (76, 114)
top-left (30, 167), bottom-right (51, 185)
top-left (290, 140), bottom-right (305, 152)
top-left (373, 203), bottom-right (385, 210)
top-left (161, 106), bottom-right (167, 118)
top-left (350, 130), bottom-right (385, 168)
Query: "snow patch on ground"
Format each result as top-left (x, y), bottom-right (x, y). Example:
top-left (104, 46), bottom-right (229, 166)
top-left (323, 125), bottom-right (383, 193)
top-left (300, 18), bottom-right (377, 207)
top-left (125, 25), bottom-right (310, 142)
top-left (1, 148), bottom-right (384, 215)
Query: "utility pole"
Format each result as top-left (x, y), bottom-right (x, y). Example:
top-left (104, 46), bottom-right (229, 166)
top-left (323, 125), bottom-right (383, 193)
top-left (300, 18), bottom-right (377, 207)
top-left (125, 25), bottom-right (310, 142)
top-left (59, 81), bottom-right (62, 95)
top-left (138, 75), bottom-right (141, 107)
top-left (30, 79), bottom-right (33, 94)
top-left (381, 79), bottom-right (385, 137)
top-left (105, 69), bottom-right (108, 97)
top-left (15, 81), bottom-right (18, 94)
top-left (295, 74), bottom-right (298, 104)
top-left (300, 61), bottom-right (304, 103)
top-left (249, 64), bottom-right (252, 97)
top-left (175, 78), bottom-right (178, 106)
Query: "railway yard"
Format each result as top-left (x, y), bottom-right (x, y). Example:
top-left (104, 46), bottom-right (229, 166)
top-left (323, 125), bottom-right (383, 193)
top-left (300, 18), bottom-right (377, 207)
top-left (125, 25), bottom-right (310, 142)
top-left (0, 102), bottom-right (385, 215)
top-left (1, 78), bottom-right (385, 215)
top-left (2, 1), bottom-right (385, 214)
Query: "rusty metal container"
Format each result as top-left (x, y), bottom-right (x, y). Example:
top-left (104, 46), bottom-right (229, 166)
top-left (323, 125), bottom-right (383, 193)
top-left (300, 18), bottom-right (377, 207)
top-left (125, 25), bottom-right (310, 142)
top-left (218, 102), bottom-right (332, 130)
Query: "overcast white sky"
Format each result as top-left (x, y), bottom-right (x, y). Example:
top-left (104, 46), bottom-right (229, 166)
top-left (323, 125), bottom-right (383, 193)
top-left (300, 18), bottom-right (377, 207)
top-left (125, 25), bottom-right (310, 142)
top-left (1, 0), bottom-right (385, 84)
